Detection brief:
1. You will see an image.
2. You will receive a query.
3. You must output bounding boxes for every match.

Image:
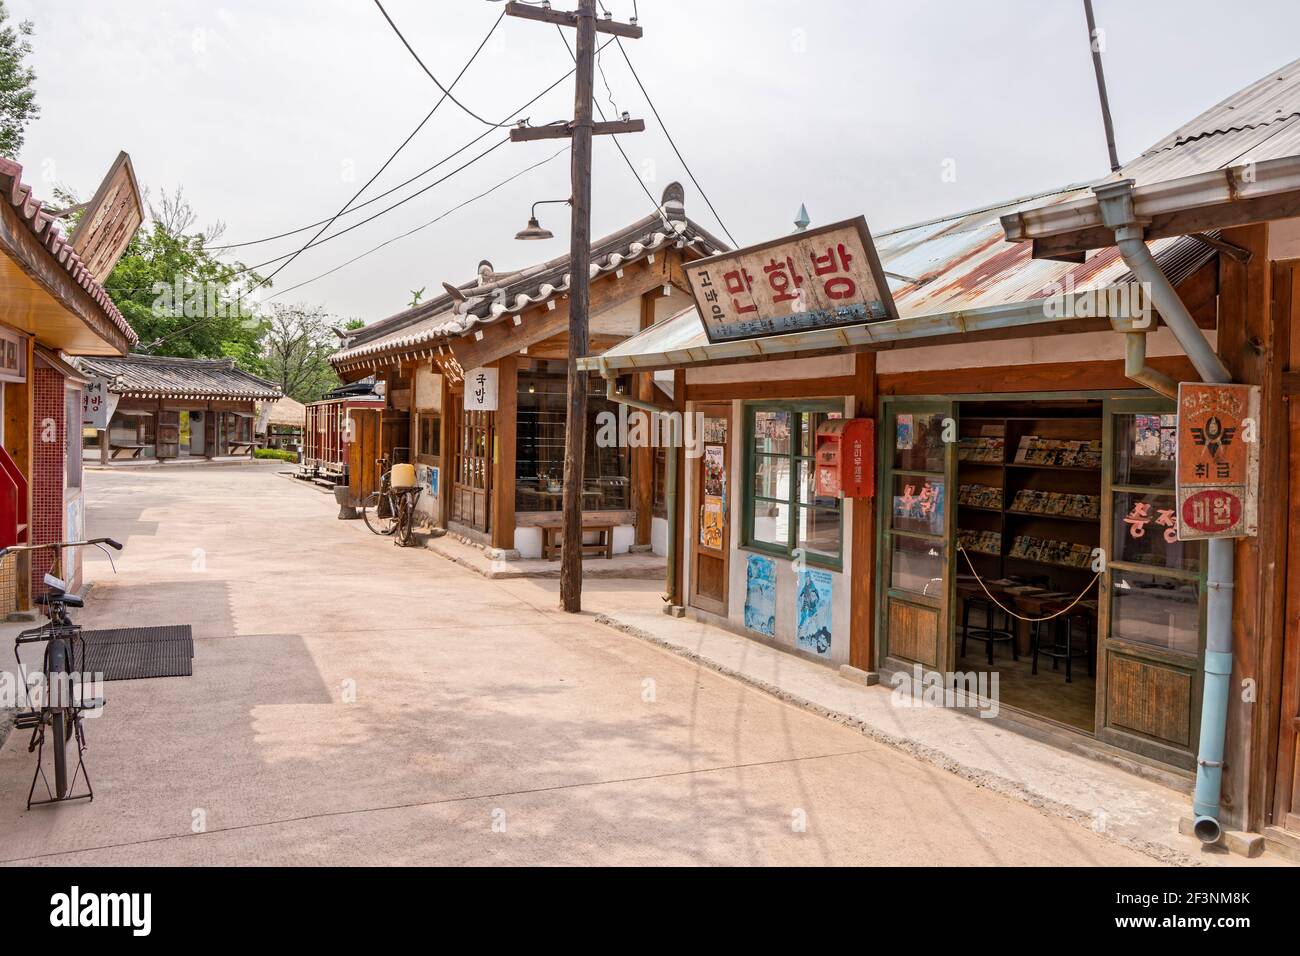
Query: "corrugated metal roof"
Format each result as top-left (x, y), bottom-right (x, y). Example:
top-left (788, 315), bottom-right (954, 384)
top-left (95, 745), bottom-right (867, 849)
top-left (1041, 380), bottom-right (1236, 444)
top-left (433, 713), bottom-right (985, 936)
top-left (76, 354), bottom-right (282, 401)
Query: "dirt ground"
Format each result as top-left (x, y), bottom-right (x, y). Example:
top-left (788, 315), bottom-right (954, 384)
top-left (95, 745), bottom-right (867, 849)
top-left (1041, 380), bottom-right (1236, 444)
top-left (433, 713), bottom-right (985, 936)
top-left (0, 464), bottom-right (1155, 866)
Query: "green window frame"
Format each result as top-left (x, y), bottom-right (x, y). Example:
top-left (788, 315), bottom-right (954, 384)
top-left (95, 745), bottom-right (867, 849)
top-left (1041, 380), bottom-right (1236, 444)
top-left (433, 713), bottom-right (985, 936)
top-left (741, 399), bottom-right (844, 570)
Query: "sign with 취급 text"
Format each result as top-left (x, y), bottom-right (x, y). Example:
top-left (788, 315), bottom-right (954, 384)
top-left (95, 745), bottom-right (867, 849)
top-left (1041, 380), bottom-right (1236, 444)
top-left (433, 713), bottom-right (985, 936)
top-left (1175, 382), bottom-right (1259, 539)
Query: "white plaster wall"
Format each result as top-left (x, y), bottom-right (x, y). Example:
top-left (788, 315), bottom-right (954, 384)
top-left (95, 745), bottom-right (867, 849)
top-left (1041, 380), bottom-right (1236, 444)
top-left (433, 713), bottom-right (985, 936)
top-left (686, 353), bottom-right (854, 385)
top-left (876, 326), bottom-right (1215, 374)
top-left (515, 526), bottom-right (543, 559)
top-left (651, 515), bottom-right (668, 556)
top-left (683, 396), bottom-right (854, 666)
top-left (1268, 216), bottom-right (1300, 260)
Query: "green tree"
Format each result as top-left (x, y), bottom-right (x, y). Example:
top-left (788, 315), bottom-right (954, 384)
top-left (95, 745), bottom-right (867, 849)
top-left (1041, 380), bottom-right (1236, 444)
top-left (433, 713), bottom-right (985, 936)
top-left (102, 186), bottom-right (267, 361)
top-left (255, 303), bottom-right (351, 403)
top-left (0, 2), bottom-right (38, 157)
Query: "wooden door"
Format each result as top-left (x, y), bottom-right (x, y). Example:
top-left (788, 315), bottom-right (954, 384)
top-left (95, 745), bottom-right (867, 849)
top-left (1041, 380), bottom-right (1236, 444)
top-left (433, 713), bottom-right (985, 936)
top-left (347, 408), bottom-right (381, 501)
top-left (452, 400), bottom-right (492, 534)
top-left (1095, 396), bottom-right (1202, 770)
top-left (876, 400), bottom-right (956, 674)
top-left (157, 409), bottom-right (180, 459)
top-left (690, 404), bottom-right (731, 616)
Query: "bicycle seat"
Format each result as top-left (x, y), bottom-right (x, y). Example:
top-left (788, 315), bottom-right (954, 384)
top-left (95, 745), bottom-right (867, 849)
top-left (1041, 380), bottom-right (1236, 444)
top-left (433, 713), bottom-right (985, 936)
top-left (36, 591), bottom-right (83, 608)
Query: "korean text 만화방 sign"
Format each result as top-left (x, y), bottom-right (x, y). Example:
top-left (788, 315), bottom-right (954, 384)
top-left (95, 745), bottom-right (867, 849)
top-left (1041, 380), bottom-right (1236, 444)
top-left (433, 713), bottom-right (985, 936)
top-left (1175, 382), bottom-right (1259, 540)
top-left (684, 217), bottom-right (898, 343)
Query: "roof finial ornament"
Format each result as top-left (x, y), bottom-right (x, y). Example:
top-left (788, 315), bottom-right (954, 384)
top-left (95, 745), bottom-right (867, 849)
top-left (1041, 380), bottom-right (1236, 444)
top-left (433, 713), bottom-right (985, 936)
top-left (660, 181), bottom-right (685, 218)
top-left (794, 203), bottom-right (810, 232)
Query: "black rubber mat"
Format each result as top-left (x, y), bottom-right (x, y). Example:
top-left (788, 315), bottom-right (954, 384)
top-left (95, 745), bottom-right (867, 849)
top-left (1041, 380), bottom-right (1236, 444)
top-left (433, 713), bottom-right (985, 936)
top-left (77, 625), bottom-right (194, 681)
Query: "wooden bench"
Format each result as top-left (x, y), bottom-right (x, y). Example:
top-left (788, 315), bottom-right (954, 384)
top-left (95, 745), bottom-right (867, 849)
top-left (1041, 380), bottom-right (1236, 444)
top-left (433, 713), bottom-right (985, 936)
top-left (110, 443), bottom-right (145, 460)
top-left (541, 521), bottom-right (615, 561)
top-left (227, 441), bottom-right (255, 456)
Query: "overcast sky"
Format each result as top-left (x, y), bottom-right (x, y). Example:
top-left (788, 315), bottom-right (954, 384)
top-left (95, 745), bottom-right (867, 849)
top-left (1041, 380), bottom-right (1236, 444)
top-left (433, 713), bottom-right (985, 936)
top-left (13, 0), bottom-right (1300, 326)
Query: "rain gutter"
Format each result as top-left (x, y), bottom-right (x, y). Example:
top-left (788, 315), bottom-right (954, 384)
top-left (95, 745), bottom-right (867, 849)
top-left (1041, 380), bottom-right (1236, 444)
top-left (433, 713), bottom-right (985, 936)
top-left (1093, 178), bottom-right (1234, 846)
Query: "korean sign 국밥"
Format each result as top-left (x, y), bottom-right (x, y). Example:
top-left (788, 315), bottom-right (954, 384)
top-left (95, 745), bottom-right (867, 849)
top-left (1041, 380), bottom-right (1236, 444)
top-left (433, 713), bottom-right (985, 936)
top-left (1175, 382), bottom-right (1260, 540)
top-left (463, 367), bottom-right (498, 411)
top-left (685, 217), bottom-right (898, 343)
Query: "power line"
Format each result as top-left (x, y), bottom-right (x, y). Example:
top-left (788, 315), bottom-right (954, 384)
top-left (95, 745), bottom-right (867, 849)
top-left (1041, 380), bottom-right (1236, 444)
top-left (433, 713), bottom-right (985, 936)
top-left (553, 26), bottom-right (672, 232)
top-left (267, 146), bottom-right (571, 301)
top-left (213, 39), bottom-right (612, 253)
top-left (613, 38), bottom-right (738, 248)
top-left (145, 8), bottom-right (506, 352)
top-left (372, 0), bottom-right (519, 129)
top-left (241, 137), bottom-right (509, 273)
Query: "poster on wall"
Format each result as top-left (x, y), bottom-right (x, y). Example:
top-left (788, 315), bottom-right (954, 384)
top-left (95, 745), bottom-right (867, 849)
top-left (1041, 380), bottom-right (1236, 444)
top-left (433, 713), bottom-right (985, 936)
top-left (703, 416), bottom-right (727, 444)
top-left (895, 413), bottom-right (914, 450)
top-left (427, 465), bottom-right (439, 497)
top-left (703, 444), bottom-right (726, 498)
top-left (700, 495), bottom-right (724, 549)
top-left (743, 554), bottom-right (776, 637)
top-left (796, 569), bottom-right (833, 657)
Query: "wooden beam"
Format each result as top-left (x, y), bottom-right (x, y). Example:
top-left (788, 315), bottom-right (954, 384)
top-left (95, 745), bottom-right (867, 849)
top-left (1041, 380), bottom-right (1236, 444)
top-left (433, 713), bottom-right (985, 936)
top-left (509, 119), bottom-right (645, 142)
top-left (504, 1), bottom-right (643, 38)
top-left (685, 375), bottom-right (859, 404)
top-left (849, 353), bottom-right (876, 673)
top-left (878, 356), bottom-right (1200, 397)
top-left (491, 356), bottom-right (518, 551)
top-left (633, 289), bottom-right (660, 547)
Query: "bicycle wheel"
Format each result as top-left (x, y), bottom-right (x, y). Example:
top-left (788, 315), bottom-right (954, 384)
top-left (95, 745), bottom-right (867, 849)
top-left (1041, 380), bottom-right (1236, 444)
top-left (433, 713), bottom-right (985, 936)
top-left (51, 712), bottom-right (68, 799)
top-left (361, 492), bottom-right (397, 535)
top-left (395, 494), bottom-right (415, 547)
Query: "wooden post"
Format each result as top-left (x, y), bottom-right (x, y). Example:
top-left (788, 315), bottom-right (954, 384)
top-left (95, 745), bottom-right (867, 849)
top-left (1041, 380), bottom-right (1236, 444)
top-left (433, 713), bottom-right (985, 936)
top-left (849, 352), bottom-right (877, 672)
top-left (505, 0), bottom-right (644, 612)
top-left (492, 356), bottom-right (518, 552)
top-left (633, 290), bottom-right (658, 547)
top-left (439, 374), bottom-right (454, 529)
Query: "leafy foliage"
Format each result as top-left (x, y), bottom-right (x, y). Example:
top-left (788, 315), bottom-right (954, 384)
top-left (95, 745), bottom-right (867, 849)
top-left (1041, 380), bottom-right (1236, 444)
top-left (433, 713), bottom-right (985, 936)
top-left (0, 1), bottom-right (37, 157)
top-left (252, 303), bottom-right (352, 403)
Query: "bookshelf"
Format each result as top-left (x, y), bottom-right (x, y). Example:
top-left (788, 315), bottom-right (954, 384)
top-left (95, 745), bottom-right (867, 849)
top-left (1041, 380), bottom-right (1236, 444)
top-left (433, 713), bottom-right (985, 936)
top-left (956, 413), bottom-right (1102, 589)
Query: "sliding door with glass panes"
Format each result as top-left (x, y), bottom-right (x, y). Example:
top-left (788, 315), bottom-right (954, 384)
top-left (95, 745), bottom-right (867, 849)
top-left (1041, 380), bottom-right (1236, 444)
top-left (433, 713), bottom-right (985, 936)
top-left (876, 400), bottom-right (956, 674)
top-left (1097, 397), bottom-right (1205, 769)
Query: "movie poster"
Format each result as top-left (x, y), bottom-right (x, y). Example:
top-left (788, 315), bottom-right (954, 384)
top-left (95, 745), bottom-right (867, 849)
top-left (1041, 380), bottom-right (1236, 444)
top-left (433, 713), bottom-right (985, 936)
top-left (744, 554), bottom-right (776, 636)
top-left (796, 569), bottom-right (833, 657)
top-left (700, 495), bottom-right (724, 549)
top-left (896, 413), bottom-right (914, 451)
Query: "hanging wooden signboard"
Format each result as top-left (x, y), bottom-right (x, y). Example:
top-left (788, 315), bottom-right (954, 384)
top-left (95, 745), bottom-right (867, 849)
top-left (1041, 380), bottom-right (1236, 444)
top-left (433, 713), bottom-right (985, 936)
top-left (1175, 382), bottom-right (1259, 539)
top-left (463, 367), bottom-right (499, 411)
top-left (684, 216), bottom-right (898, 343)
top-left (68, 151), bottom-right (144, 283)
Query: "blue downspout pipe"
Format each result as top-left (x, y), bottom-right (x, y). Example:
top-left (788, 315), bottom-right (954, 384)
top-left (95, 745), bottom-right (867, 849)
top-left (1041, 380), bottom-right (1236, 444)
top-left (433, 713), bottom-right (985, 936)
top-left (1093, 180), bottom-right (1236, 845)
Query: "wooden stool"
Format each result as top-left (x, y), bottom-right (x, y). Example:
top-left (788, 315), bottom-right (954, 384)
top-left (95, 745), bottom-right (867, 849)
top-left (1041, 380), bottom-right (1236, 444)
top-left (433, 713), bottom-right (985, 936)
top-left (958, 585), bottom-right (1017, 666)
top-left (1030, 607), bottom-right (1095, 683)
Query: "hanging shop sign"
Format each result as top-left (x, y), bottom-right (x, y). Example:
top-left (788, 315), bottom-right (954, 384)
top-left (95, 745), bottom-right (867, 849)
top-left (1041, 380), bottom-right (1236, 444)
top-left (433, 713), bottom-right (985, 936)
top-left (68, 151), bottom-right (144, 283)
top-left (1175, 382), bottom-right (1259, 540)
top-left (685, 216), bottom-right (898, 343)
top-left (463, 367), bottom-right (499, 411)
top-left (81, 375), bottom-right (118, 429)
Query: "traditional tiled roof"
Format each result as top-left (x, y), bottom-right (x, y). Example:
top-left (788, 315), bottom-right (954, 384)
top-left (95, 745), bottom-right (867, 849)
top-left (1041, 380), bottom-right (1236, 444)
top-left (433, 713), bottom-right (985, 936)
top-left (0, 157), bottom-right (138, 348)
top-left (75, 353), bottom-right (281, 401)
top-left (331, 183), bottom-right (727, 371)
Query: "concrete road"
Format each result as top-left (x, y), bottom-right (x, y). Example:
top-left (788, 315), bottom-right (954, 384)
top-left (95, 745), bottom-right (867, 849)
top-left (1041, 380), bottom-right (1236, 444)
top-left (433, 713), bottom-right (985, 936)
top-left (0, 465), bottom-right (1154, 866)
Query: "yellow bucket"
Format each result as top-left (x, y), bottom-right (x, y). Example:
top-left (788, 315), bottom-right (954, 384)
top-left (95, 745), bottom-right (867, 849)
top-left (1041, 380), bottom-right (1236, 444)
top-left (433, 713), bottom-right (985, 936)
top-left (390, 462), bottom-right (418, 490)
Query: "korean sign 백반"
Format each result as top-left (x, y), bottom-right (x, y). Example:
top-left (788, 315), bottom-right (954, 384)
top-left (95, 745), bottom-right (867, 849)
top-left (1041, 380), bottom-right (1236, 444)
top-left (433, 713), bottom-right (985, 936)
top-left (685, 217), bottom-right (898, 343)
top-left (1175, 382), bottom-right (1259, 540)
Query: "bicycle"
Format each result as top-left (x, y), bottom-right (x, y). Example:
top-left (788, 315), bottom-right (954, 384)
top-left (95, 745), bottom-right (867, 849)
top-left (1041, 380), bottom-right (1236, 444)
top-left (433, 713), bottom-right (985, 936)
top-left (361, 461), bottom-right (420, 546)
top-left (3, 537), bottom-right (123, 807)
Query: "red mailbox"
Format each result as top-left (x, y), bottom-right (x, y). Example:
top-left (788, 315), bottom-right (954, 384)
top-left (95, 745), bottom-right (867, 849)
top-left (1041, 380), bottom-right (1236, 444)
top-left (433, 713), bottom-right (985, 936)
top-left (814, 418), bottom-right (875, 499)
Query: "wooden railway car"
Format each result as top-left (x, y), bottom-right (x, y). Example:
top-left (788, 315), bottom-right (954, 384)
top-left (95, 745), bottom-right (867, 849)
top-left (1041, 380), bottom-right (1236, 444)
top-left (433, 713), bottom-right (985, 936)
top-left (300, 382), bottom-right (384, 485)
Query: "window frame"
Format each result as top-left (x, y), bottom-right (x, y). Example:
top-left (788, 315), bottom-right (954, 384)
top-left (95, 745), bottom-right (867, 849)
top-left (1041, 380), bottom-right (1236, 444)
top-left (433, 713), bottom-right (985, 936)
top-left (741, 399), bottom-right (844, 571)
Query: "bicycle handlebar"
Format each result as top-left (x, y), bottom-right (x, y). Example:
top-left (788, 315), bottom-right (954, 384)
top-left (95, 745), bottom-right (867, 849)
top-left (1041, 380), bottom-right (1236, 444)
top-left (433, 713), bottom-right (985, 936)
top-left (0, 537), bottom-right (123, 561)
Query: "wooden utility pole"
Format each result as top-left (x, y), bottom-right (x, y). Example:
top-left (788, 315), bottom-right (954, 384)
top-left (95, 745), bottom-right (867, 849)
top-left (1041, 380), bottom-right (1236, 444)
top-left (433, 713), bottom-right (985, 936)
top-left (506, 0), bottom-right (644, 612)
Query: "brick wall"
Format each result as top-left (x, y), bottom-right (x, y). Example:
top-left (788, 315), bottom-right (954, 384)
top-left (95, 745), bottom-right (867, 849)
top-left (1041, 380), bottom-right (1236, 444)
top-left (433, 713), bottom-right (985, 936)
top-left (30, 364), bottom-right (66, 596)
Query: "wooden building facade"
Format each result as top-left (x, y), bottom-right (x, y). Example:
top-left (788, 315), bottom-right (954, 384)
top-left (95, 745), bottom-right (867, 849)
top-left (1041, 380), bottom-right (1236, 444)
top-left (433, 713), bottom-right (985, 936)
top-left (579, 63), bottom-right (1300, 850)
top-left (0, 158), bottom-right (139, 610)
top-left (329, 184), bottom-right (724, 557)
top-left (77, 354), bottom-right (282, 463)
